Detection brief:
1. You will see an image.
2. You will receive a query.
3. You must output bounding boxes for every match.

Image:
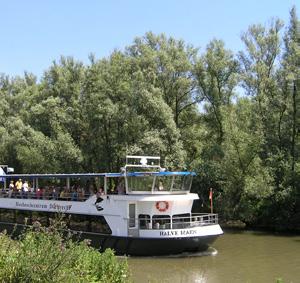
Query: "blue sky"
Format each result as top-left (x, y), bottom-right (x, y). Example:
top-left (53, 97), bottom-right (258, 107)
top-left (0, 0), bottom-right (298, 78)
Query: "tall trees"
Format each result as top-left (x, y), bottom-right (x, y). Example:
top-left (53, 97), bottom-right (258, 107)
top-left (281, 7), bottom-right (300, 186)
top-left (82, 50), bottom-right (185, 172)
top-left (0, 8), bottom-right (299, 229)
top-left (278, 6), bottom-right (300, 226)
top-left (196, 39), bottom-right (238, 145)
top-left (126, 32), bottom-right (199, 129)
top-left (192, 40), bottom-right (239, 214)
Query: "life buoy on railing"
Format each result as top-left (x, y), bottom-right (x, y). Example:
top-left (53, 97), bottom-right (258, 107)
top-left (155, 201), bottom-right (169, 212)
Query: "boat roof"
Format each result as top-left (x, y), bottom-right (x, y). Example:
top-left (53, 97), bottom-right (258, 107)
top-left (0, 171), bottom-right (196, 179)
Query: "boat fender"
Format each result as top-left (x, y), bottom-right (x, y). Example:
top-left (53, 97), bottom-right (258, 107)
top-left (155, 201), bottom-right (169, 212)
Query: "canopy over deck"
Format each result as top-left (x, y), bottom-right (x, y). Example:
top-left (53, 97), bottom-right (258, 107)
top-left (0, 171), bottom-right (195, 179)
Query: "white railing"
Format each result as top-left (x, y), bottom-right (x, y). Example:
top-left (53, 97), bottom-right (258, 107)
top-left (127, 213), bottom-right (219, 235)
top-left (0, 189), bottom-right (92, 202)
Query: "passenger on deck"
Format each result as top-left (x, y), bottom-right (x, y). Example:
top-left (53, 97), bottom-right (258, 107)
top-left (117, 180), bottom-right (125, 195)
top-left (51, 187), bottom-right (58, 200)
top-left (36, 188), bottom-right (42, 199)
top-left (23, 180), bottom-right (29, 198)
top-left (43, 186), bottom-right (49, 199)
top-left (65, 187), bottom-right (71, 200)
top-left (15, 179), bottom-right (22, 197)
top-left (8, 181), bottom-right (14, 198)
top-left (28, 186), bottom-right (34, 198)
top-left (95, 187), bottom-right (104, 206)
top-left (99, 187), bottom-right (105, 196)
top-left (59, 188), bottom-right (66, 200)
top-left (78, 187), bottom-right (85, 201)
top-left (71, 187), bottom-right (78, 201)
top-left (158, 181), bottom-right (164, 191)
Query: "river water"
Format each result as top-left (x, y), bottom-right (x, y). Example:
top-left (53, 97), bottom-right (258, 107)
top-left (128, 230), bottom-right (300, 283)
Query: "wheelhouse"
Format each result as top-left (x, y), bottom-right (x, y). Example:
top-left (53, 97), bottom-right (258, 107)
top-left (123, 155), bottom-right (195, 194)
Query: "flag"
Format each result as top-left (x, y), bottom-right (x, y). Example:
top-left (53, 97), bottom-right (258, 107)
top-left (209, 188), bottom-right (213, 200)
top-left (209, 188), bottom-right (213, 213)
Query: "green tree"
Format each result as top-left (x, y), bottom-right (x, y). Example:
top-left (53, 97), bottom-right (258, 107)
top-left (126, 32), bottom-right (199, 128)
top-left (196, 39), bottom-right (238, 144)
top-left (82, 51), bottom-right (185, 172)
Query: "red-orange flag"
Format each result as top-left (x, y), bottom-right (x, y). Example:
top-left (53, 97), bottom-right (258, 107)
top-left (209, 188), bottom-right (213, 200)
top-left (209, 188), bottom-right (213, 213)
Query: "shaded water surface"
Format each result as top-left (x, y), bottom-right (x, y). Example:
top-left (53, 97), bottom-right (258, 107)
top-left (128, 230), bottom-right (300, 282)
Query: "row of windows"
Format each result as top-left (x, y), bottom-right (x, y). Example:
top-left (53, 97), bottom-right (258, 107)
top-left (138, 213), bottom-right (191, 229)
top-left (0, 209), bottom-right (111, 234)
top-left (127, 175), bottom-right (193, 192)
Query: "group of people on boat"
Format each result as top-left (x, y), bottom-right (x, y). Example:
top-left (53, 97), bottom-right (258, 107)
top-left (1, 179), bottom-right (97, 201)
top-left (0, 178), bottom-right (126, 201)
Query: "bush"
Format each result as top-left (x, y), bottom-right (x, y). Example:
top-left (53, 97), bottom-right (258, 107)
top-left (0, 223), bottom-right (129, 283)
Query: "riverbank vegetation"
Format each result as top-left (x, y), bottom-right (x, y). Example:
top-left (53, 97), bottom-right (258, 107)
top-left (0, 222), bottom-right (129, 282)
top-left (0, 7), bottom-right (299, 231)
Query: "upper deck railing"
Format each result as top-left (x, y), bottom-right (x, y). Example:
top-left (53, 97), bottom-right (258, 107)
top-left (125, 155), bottom-right (161, 169)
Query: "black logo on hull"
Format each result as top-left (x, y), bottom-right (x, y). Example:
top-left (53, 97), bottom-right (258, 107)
top-left (95, 197), bottom-right (104, 211)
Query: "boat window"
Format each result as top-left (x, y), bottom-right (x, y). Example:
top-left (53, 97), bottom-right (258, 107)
top-left (69, 214), bottom-right (89, 232)
top-left (0, 208), bottom-right (112, 235)
top-left (182, 175), bottom-right (193, 191)
top-left (172, 175), bottom-right (183, 191)
top-left (129, 203), bottom-right (136, 228)
top-left (0, 208), bottom-right (15, 223)
top-left (89, 215), bottom-right (111, 234)
top-left (152, 215), bottom-right (171, 229)
top-left (138, 214), bottom-right (150, 229)
top-left (127, 176), bottom-right (154, 192)
top-left (172, 175), bottom-right (193, 191)
top-left (15, 210), bottom-right (31, 224)
top-left (32, 211), bottom-right (49, 226)
top-left (154, 176), bottom-right (172, 191)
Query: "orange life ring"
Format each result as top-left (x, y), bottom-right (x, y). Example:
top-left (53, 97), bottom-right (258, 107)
top-left (155, 201), bottom-right (169, 212)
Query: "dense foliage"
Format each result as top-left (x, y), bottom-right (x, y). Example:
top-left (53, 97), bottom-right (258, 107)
top-left (0, 223), bottom-right (129, 282)
top-left (0, 8), bottom-right (299, 230)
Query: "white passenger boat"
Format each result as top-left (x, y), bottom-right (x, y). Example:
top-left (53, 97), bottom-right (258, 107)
top-left (0, 156), bottom-right (223, 256)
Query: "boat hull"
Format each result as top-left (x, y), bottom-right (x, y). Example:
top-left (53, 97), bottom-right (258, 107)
top-left (97, 235), bottom-right (219, 256)
top-left (0, 222), bottom-right (220, 256)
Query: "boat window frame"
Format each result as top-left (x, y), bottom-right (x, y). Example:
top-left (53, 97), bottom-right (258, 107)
top-left (138, 214), bottom-right (151, 229)
top-left (125, 172), bottom-right (194, 194)
top-left (128, 203), bottom-right (137, 228)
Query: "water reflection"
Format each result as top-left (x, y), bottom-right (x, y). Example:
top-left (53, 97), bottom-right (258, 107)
top-left (154, 247), bottom-right (218, 259)
top-left (128, 230), bottom-right (300, 283)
